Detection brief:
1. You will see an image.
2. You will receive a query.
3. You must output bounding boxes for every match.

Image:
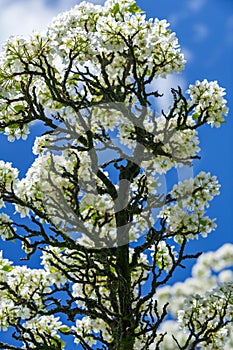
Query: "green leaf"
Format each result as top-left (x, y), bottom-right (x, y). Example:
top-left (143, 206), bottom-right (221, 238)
top-left (192, 112), bottom-right (199, 121)
top-left (59, 325), bottom-right (70, 334)
top-left (8, 123), bottom-right (18, 129)
top-left (50, 337), bottom-right (65, 348)
top-left (129, 4), bottom-right (142, 14)
top-left (50, 267), bottom-right (58, 273)
top-left (110, 266), bottom-right (116, 274)
top-left (200, 219), bottom-right (207, 226)
top-left (113, 3), bottom-right (120, 14)
top-left (14, 105), bottom-right (25, 113)
top-left (157, 261), bottom-right (162, 269)
top-left (2, 265), bottom-right (13, 272)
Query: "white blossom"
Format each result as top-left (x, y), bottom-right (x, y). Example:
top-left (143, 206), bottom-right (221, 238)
top-left (187, 79), bottom-right (228, 127)
top-left (0, 0), bottom-right (230, 348)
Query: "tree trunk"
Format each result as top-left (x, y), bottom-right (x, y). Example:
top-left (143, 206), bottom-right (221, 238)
top-left (113, 164), bottom-right (135, 350)
top-left (114, 243), bottom-right (134, 350)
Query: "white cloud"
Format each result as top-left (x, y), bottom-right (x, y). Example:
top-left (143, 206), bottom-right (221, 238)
top-left (0, 0), bottom-right (104, 45)
top-left (193, 23), bottom-right (209, 42)
top-left (182, 48), bottom-right (193, 62)
top-left (226, 15), bottom-right (233, 46)
top-left (150, 74), bottom-right (187, 114)
top-left (187, 0), bottom-right (207, 12)
top-left (0, 0), bottom-right (53, 43)
top-left (169, 0), bottom-right (208, 27)
top-left (168, 11), bottom-right (187, 27)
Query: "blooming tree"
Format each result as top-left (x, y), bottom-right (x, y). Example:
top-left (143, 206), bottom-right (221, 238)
top-left (0, 0), bottom-right (232, 349)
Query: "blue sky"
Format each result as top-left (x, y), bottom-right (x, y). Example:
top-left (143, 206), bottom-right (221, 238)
top-left (0, 0), bottom-right (232, 346)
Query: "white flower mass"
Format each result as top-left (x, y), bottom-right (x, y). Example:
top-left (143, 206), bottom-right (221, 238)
top-left (0, 0), bottom-right (231, 349)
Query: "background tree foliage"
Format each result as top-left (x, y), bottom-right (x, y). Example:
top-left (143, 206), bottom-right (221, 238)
top-left (0, 0), bottom-right (232, 349)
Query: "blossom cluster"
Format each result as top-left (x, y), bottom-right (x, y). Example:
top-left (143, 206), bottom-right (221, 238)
top-left (187, 79), bottom-right (229, 128)
top-left (158, 172), bottom-right (220, 242)
top-left (72, 316), bottom-right (112, 347)
top-left (0, 0), bottom-right (186, 138)
top-left (0, 160), bottom-right (19, 198)
top-left (0, 213), bottom-right (13, 240)
top-left (0, 0), bottom-right (230, 348)
top-left (22, 315), bottom-right (64, 349)
top-left (0, 127), bottom-right (221, 249)
top-left (118, 108), bottom-right (201, 173)
top-left (155, 244), bottom-right (233, 349)
top-left (178, 283), bottom-right (233, 350)
top-left (0, 250), bottom-right (67, 347)
top-left (48, 0), bottom-right (185, 75)
top-left (0, 252), bottom-right (51, 331)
